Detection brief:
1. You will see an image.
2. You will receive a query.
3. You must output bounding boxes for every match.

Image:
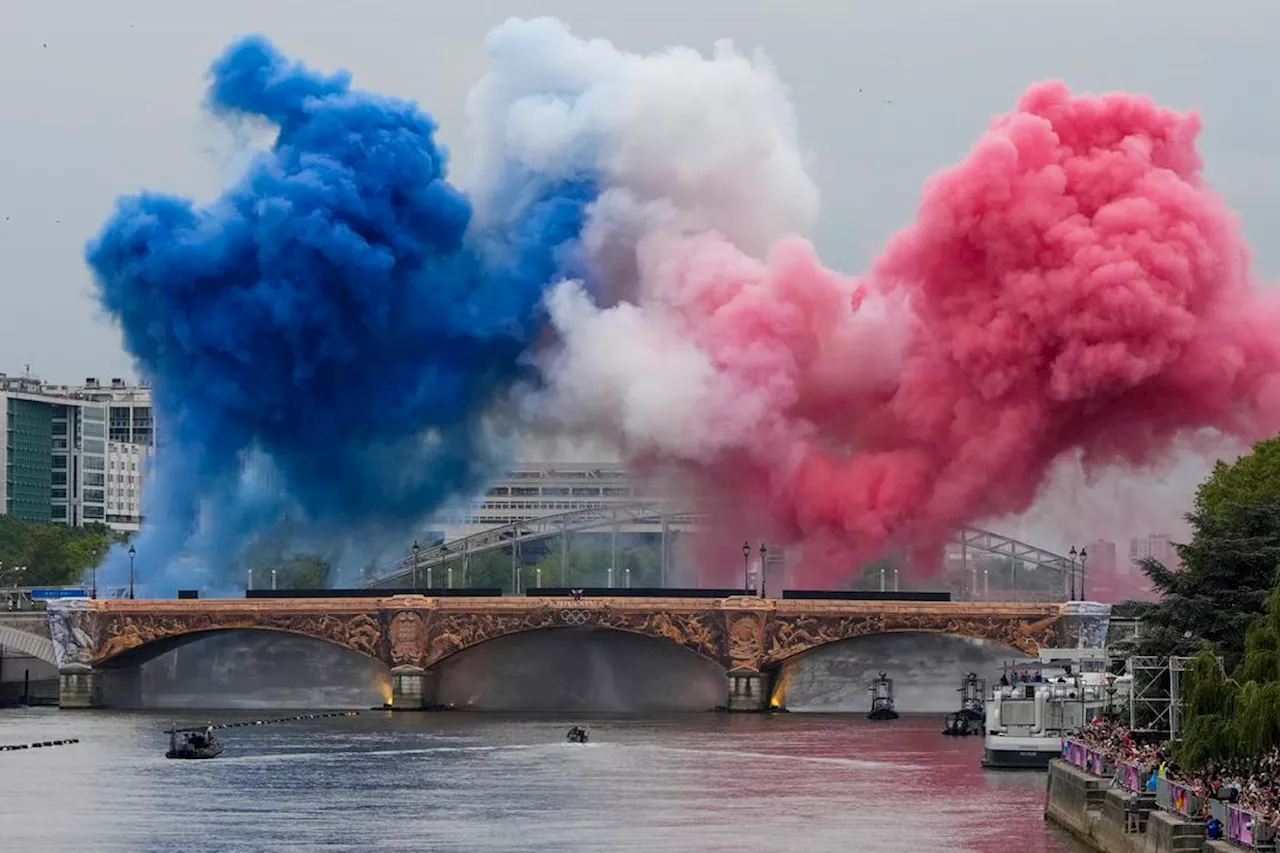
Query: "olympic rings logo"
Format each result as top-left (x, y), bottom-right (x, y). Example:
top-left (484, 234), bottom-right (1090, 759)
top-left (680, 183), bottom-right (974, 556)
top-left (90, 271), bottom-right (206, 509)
top-left (559, 609), bottom-right (591, 626)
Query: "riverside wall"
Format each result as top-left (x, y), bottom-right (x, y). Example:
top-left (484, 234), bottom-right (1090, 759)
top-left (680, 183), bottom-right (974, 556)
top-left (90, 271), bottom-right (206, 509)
top-left (1045, 760), bottom-right (1209, 853)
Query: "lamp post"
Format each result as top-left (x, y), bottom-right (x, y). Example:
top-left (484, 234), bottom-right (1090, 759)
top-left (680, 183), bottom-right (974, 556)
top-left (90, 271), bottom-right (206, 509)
top-left (759, 543), bottom-right (768, 598)
top-left (1068, 546), bottom-right (1078, 601)
top-left (127, 544), bottom-right (136, 600)
top-left (411, 540), bottom-right (421, 591)
top-left (742, 541), bottom-right (750, 594)
top-left (1080, 547), bottom-right (1089, 602)
top-left (90, 547), bottom-right (98, 599)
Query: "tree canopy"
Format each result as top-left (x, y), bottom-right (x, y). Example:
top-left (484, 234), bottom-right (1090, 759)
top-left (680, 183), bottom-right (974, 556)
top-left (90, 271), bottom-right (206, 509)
top-left (1178, 568), bottom-right (1280, 769)
top-left (1128, 501), bottom-right (1280, 670)
top-left (1123, 436), bottom-right (1280, 671)
top-left (0, 516), bottom-right (118, 587)
top-left (1195, 436), bottom-right (1280, 518)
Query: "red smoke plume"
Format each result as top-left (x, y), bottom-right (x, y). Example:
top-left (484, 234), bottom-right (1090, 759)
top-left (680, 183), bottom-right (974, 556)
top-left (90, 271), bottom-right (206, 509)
top-left (675, 81), bottom-right (1280, 584)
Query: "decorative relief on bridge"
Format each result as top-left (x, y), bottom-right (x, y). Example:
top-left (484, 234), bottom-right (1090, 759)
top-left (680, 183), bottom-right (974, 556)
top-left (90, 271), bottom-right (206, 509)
top-left (47, 599), bottom-right (96, 668)
top-left (726, 611), bottom-right (765, 671)
top-left (760, 609), bottom-right (1062, 665)
top-left (74, 606), bottom-right (385, 665)
top-left (53, 598), bottom-right (1085, 673)
top-left (387, 611), bottom-right (428, 668)
top-left (421, 604), bottom-right (728, 668)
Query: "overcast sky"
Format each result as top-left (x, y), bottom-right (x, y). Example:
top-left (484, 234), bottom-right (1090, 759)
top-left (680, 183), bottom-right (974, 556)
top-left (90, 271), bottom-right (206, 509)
top-left (2, 0), bottom-right (1276, 549)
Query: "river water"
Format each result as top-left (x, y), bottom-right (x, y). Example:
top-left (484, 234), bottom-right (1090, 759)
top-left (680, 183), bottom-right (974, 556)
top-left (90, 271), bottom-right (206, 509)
top-left (0, 708), bottom-right (1087, 853)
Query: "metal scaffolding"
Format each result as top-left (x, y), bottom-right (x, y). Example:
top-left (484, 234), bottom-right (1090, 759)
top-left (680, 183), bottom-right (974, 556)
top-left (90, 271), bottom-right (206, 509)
top-left (1128, 655), bottom-right (1199, 740)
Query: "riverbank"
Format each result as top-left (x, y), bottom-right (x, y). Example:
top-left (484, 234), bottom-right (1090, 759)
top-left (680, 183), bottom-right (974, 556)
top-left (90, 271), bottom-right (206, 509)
top-left (1044, 760), bottom-right (1233, 853)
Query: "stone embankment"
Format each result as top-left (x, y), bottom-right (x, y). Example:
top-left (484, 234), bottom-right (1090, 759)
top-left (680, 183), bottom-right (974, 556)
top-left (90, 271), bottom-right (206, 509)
top-left (1045, 760), bottom-right (1236, 853)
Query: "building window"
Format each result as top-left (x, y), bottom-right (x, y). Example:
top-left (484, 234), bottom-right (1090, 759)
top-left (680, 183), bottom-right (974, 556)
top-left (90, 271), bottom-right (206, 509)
top-left (52, 454), bottom-right (67, 469)
top-left (83, 505), bottom-right (104, 520)
top-left (51, 505), bottom-right (67, 519)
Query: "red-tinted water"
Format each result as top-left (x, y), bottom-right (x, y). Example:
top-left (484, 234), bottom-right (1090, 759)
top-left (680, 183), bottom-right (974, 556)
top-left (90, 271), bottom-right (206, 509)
top-left (0, 708), bottom-right (1087, 852)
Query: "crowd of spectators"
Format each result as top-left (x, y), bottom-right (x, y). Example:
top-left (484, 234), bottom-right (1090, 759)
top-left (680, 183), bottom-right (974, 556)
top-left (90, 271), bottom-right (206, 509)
top-left (1070, 719), bottom-right (1280, 831)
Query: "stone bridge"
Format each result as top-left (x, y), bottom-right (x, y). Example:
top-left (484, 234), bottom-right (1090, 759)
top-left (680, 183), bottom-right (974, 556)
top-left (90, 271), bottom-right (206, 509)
top-left (45, 596), bottom-right (1110, 711)
top-left (0, 612), bottom-right (54, 667)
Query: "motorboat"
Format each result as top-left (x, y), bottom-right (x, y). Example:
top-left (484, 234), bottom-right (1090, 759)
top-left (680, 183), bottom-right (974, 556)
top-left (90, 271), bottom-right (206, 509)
top-left (956, 672), bottom-right (986, 723)
top-left (943, 712), bottom-right (981, 737)
top-left (166, 724), bottom-right (223, 760)
top-left (867, 672), bottom-right (899, 721)
top-left (566, 726), bottom-right (589, 744)
top-left (982, 649), bottom-right (1127, 769)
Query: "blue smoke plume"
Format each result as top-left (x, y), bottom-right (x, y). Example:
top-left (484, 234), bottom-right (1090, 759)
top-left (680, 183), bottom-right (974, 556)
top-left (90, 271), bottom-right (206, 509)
top-left (85, 36), bottom-right (596, 593)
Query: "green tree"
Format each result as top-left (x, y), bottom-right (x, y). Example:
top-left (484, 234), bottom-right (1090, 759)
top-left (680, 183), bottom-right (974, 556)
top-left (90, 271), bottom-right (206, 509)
top-left (1128, 501), bottom-right (1280, 669)
top-left (1178, 567), bottom-right (1280, 769)
top-left (1195, 436), bottom-right (1280, 518)
top-left (0, 516), bottom-right (113, 587)
top-left (1123, 437), bottom-right (1280, 669)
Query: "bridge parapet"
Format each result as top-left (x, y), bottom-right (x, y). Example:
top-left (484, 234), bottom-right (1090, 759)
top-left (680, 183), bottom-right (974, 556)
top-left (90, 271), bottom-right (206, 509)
top-left (45, 596), bottom-right (1110, 710)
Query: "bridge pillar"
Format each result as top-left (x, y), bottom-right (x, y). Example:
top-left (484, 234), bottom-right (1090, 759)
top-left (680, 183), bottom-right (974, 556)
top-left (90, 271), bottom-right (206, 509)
top-left (389, 666), bottom-right (437, 710)
top-left (725, 670), bottom-right (774, 713)
top-left (58, 664), bottom-right (101, 709)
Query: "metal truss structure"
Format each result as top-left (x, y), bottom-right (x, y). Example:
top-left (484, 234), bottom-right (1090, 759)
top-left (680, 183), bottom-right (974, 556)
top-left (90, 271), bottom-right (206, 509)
top-left (1128, 655), bottom-right (1200, 739)
top-left (366, 501), bottom-right (1075, 591)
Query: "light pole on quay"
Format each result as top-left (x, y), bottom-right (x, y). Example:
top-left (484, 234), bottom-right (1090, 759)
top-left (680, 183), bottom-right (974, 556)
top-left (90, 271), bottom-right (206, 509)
top-left (411, 540), bottom-right (421, 591)
top-left (742, 541), bottom-right (750, 594)
top-left (90, 547), bottom-right (98, 599)
top-left (1079, 547), bottom-right (1088, 602)
top-left (758, 543), bottom-right (768, 598)
top-left (1068, 546), bottom-right (1078, 601)
top-left (127, 544), bottom-right (136, 600)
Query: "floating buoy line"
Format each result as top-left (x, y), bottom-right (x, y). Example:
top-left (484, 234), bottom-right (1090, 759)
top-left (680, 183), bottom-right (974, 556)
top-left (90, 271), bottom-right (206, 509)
top-left (0, 738), bottom-right (80, 751)
top-left (163, 711), bottom-right (358, 734)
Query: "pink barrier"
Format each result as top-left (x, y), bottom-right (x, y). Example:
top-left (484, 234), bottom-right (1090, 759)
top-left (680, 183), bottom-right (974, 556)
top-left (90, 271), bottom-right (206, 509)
top-left (1168, 780), bottom-right (1204, 819)
top-left (1061, 739), bottom-right (1114, 778)
top-left (1227, 803), bottom-right (1276, 847)
top-left (1120, 762), bottom-right (1145, 793)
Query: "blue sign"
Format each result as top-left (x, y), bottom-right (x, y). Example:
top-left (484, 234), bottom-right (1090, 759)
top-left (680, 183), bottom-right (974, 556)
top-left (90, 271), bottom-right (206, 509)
top-left (30, 588), bottom-right (87, 599)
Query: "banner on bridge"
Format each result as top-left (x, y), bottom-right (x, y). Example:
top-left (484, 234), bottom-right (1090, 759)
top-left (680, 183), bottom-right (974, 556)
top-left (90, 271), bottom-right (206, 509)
top-left (30, 588), bottom-right (87, 600)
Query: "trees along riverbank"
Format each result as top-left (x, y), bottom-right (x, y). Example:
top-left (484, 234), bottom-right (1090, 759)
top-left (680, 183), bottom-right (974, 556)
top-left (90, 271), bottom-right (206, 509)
top-left (1114, 435), bottom-right (1280, 770)
top-left (0, 516), bottom-right (119, 588)
top-left (1122, 436), bottom-right (1280, 672)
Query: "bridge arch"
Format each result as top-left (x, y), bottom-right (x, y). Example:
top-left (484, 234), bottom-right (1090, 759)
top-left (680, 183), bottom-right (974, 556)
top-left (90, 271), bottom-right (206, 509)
top-left (412, 605), bottom-right (731, 670)
top-left (428, 625), bottom-right (730, 711)
top-left (0, 624), bottom-right (57, 667)
top-left (758, 608), bottom-right (1061, 668)
top-left (78, 608), bottom-right (386, 670)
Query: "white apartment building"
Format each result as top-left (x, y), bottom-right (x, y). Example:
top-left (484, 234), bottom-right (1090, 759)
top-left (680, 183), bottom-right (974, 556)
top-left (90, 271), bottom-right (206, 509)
top-left (0, 373), bottom-right (153, 533)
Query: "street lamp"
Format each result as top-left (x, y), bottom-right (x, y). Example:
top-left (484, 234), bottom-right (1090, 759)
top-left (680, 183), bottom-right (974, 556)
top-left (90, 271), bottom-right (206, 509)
top-left (127, 544), bottom-right (136, 599)
top-left (742, 541), bottom-right (750, 594)
top-left (1068, 546), bottom-right (1078, 601)
top-left (759, 543), bottom-right (768, 598)
top-left (90, 547), bottom-right (98, 599)
top-left (1079, 547), bottom-right (1089, 602)
top-left (411, 540), bottom-right (421, 591)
